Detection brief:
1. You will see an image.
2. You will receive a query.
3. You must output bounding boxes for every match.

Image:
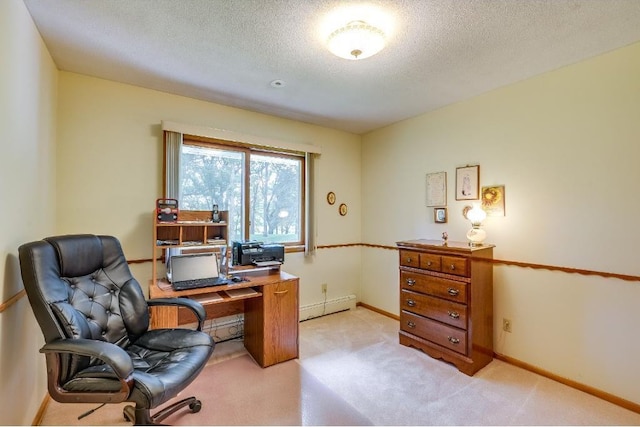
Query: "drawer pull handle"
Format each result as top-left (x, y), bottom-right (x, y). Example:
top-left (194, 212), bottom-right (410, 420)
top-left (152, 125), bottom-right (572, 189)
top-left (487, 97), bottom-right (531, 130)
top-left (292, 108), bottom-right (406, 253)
top-left (407, 321), bottom-right (416, 328)
top-left (406, 278), bottom-right (415, 286)
top-left (427, 261), bottom-right (432, 266)
top-left (448, 311), bottom-right (460, 319)
top-left (406, 299), bottom-right (416, 307)
top-left (406, 257), bottom-right (412, 263)
top-left (449, 264), bottom-right (456, 270)
top-left (274, 290), bottom-right (289, 295)
top-left (447, 288), bottom-right (459, 296)
top-left (448, 336), bottom-right (460, 344)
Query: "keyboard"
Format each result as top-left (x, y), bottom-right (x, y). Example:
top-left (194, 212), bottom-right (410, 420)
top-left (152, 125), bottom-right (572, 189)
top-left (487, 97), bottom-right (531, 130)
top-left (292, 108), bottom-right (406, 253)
top-left (172, 276), bottom-right (231, 291)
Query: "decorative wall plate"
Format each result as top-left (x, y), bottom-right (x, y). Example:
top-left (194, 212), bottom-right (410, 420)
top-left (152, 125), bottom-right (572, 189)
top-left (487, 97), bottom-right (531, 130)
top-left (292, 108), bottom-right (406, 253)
top-left (339, 203), bottom-right (348, 216)
top-left (327, 191), bottom-right (336, 205)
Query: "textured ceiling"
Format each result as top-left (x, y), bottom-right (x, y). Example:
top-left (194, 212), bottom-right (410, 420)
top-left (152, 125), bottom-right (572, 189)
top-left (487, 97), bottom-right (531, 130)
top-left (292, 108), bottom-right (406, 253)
top-left (23, 0), bottom-right (640, 134)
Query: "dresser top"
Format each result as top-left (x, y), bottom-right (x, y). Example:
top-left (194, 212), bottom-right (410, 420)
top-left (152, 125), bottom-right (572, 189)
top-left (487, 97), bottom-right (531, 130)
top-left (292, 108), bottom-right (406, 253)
top-left (396, 239), bottom-right (495, 253)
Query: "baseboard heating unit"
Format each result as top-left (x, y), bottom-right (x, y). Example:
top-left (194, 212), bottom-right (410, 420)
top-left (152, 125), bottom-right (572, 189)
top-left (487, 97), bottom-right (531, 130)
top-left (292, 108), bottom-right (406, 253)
top-left (299, 294), bottom-right (357, 321)
top-left (184, 294), bottom-right (357, 340)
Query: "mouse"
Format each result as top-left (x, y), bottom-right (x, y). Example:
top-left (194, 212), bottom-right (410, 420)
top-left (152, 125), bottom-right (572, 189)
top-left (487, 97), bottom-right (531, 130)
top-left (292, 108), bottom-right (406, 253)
top-left (231, 276), bottom-right (243, 283)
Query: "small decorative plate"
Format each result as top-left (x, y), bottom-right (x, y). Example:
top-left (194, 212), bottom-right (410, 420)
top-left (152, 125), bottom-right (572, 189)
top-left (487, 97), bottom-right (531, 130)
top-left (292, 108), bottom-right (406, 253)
top-left (327, 191), bottom-right (336, 205)
top-left (339, 203), bottom-right (348, 216)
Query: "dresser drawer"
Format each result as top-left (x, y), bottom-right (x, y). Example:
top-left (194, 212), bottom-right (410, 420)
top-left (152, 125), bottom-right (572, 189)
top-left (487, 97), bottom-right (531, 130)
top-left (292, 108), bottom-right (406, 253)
top-left (419, 253), bottom-right (441, 272)
top-left (415, 253), bottom-right (468, 277)
top-left (401, 290), bottom-right (467, 329)
top-left (401, 311), bottom-right (467, 355)
top-left (400, 271), bottom-right (467, 303)
top-left (399, 250), bottom-right (420, 268)
top-left (440, 255), bottom-right (468, 277)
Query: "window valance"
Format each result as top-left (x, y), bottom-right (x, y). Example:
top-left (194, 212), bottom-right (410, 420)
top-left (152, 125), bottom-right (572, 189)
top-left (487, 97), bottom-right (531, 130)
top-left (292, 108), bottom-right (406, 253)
top-left (161, 120), bottom-right (322, 155)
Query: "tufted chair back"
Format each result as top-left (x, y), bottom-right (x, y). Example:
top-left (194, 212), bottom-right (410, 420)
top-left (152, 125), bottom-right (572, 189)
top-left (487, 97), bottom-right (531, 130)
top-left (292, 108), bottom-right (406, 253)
top-left (21, 234), bottom-right (149, 382)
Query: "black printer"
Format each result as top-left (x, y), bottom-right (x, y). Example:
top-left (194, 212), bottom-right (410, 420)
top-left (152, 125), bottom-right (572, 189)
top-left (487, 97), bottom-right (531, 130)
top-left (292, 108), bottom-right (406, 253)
top-left (231, 241), bottom-right (285, 266)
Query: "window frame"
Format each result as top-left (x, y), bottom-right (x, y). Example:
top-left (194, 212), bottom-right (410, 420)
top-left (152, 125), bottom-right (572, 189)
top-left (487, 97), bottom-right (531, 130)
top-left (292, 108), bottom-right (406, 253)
top-left (180, 135), bottom-right (306, 250)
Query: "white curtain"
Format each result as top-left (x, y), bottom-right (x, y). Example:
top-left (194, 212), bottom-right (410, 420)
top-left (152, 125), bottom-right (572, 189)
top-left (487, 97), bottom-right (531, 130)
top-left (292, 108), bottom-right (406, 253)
top-left (164, 131), bottom-right (183, 263)
top-left (165, 131), bottom-right (182, 199)
top-left (305, 152), bottom-right (317, 256)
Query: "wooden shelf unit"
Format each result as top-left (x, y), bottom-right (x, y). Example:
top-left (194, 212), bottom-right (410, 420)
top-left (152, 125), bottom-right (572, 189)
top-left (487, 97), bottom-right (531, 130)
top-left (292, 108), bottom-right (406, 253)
top-left (152, 209), bottom-right (228, 286)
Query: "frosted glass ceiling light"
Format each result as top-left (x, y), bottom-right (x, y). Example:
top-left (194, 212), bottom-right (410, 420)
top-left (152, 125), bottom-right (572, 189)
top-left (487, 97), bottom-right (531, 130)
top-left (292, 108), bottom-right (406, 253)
top-left (327, 20), bottom-right (386, 60)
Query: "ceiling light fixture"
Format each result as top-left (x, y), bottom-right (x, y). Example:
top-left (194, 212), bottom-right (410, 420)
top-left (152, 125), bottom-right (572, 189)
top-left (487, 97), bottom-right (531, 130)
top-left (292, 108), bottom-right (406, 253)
top-left (327, 20), bottom-right (386, 60)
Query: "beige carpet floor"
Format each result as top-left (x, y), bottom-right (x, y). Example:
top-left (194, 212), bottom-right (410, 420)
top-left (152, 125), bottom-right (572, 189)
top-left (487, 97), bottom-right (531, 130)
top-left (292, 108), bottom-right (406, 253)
top-left (39, 307), bottom-right (640, 425)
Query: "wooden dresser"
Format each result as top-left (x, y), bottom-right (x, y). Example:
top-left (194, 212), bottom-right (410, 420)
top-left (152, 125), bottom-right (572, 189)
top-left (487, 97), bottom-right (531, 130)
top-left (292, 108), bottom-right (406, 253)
top-left (396, 239), bottom-right (494, 375)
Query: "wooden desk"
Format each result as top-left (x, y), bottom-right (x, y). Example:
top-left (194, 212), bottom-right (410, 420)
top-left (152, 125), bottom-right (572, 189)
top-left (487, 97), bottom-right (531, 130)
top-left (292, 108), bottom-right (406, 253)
top-left (149, 269), bottom-right (299, 367)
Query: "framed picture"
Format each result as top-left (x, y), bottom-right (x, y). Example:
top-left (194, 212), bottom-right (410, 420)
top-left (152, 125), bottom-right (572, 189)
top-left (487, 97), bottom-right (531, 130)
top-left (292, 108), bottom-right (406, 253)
top-left (434, 207), bottom-right (447, 223)
top-left (482, 185), bottom-right (505, 216)
top-left (326, 191), bottom-right (336, 205)
top-left (456, 165), bottom-right (480, 200)
top-left (426, 171), bottom-right (447, 207)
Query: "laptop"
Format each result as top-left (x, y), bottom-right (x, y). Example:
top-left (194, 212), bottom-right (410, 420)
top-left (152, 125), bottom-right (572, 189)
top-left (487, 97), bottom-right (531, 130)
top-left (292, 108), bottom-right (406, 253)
top-left (168, 253), bottom-right (231, 291)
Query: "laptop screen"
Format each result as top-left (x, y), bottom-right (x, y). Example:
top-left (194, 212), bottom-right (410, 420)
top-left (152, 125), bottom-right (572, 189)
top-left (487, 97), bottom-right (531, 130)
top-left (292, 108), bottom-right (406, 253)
top-left (169, 253), bottom-right (219, 283)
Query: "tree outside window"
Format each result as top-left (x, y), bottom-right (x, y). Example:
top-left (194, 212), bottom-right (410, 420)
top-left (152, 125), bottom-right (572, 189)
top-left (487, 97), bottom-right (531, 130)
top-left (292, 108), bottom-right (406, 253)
top-left (180, 142), bottom-right (303, 246)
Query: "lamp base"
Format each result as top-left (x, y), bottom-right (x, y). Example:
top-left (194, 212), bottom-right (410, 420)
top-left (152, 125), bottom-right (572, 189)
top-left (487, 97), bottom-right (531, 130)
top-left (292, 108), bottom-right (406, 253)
top-left (466, 226), bottom-right (486, 247)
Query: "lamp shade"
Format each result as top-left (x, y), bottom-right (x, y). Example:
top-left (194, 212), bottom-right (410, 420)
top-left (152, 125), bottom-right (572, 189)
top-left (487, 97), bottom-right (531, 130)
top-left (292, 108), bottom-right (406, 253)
top-left (466, 203), bottom-right (486, 226)
top-left (327, 20), bottom-right (386, 60)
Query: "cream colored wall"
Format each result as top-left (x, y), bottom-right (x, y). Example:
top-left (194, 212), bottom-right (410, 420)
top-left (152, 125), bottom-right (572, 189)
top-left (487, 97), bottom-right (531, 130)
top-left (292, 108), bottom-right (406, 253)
top-left (0, 0), bottom-right (58, 424)
top-left (9, 0), bottom-right (639, 417)
top-left (56, 72), bottom-right (362, 307)
top-left (361, 42), bottom-right (640, 405)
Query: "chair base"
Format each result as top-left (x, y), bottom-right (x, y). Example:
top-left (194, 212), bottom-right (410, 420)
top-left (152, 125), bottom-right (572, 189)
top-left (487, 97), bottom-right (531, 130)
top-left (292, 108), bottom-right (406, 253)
top-left (124, 396), bottom-right (202, 425)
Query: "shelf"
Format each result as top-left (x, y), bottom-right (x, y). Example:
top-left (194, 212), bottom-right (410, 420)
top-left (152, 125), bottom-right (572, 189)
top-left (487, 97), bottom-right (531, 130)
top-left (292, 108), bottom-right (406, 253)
top-left (152, 209), bottom-right (229, 293)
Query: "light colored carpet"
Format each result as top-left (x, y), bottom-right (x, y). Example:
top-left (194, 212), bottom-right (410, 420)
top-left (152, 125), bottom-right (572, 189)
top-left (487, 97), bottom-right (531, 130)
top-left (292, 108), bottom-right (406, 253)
top-left (39, 307), bottom-right (640, 425)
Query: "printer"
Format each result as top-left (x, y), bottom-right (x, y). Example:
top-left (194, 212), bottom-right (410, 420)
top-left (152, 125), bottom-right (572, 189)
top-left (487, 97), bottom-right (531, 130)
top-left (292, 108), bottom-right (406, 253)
top-left (231, 241), bottom-right (285, 266)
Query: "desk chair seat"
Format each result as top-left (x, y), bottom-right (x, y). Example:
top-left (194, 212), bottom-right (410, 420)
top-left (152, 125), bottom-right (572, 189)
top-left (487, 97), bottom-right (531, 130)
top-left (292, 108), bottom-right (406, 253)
top-left (19, 234), bottom-right (215, 425)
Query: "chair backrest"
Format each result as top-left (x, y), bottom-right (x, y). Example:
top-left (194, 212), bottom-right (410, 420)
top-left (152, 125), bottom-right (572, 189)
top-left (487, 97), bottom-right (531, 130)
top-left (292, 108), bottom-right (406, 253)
top-left (19, 235), bottom-right (150, 348)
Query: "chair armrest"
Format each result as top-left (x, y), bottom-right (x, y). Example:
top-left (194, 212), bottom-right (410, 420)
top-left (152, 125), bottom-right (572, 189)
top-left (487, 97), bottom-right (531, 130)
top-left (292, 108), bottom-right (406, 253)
top-left (40, 339), bottom-right (134, 403)
top-left (41, 338), bottom-right (133, 380)
top-left (147, 297), bottom-right (206, 331)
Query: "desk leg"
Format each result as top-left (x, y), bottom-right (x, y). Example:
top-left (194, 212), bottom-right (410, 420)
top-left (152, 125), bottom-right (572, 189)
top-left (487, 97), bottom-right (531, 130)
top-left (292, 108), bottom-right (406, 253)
top-left (149, 305), bottom-right (179, 329)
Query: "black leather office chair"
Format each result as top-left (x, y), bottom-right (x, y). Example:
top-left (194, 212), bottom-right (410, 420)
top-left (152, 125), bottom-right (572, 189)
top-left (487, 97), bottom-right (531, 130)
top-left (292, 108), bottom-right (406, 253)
top-left (18, 234), bottom-right (215, 425)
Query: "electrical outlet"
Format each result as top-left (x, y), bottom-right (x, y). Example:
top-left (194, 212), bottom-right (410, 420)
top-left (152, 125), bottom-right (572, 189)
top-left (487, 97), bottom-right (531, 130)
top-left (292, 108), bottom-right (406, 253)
top-left (503, 318), bottom-right (512, 333)
top-left (321, 283), bottom-right (327, 293)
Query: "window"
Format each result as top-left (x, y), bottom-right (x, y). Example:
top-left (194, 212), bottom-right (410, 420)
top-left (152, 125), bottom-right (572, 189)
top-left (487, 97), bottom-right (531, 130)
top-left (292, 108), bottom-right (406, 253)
top-left (179, 138), bottom-right (305, 247)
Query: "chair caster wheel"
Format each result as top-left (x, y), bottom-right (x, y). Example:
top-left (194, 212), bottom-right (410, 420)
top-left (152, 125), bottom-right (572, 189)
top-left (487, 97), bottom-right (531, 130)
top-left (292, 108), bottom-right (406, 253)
top-left (123, 405), bottom-right (135, 423)
top-left (189, 399), bottom-right (202, 413)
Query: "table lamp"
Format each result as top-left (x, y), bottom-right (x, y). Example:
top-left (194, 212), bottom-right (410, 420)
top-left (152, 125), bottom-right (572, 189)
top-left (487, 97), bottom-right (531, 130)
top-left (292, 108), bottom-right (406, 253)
top-left (465, 203), bottom-right (487, 246)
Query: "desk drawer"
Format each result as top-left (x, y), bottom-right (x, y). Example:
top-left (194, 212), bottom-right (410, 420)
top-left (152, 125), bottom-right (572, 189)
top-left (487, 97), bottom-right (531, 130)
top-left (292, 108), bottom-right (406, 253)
top-left (401, 290), bottom-right (467, 329)
top-left (401, 311), bottom-right (467, 355)
top-left (400, 271), bottom-right (467, 303)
